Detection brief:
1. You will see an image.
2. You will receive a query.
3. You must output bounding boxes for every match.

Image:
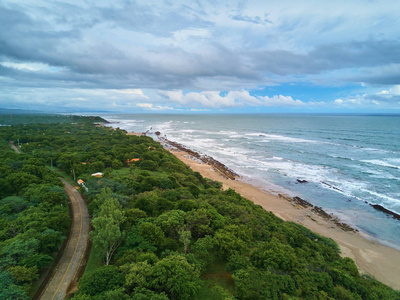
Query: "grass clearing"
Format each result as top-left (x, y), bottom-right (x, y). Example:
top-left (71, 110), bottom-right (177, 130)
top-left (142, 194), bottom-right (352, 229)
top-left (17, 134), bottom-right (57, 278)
top-left (47, 165), bottom-right (76, 185)
top-left (29, 264), bottom-right (53, 299)
top-left (195, 259), bottom-right (235, 300)
top-left (83, 245), bottom-right (103, 275)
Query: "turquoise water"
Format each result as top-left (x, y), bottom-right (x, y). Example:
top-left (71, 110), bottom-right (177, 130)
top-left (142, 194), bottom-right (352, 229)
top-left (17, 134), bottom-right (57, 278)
top-left (103, 114), bottom-right (400, 249)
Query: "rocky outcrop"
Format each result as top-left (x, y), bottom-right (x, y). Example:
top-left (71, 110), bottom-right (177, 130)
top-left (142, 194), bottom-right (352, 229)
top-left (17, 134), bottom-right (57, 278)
top-left (158, 136), bottom-right (238, 180)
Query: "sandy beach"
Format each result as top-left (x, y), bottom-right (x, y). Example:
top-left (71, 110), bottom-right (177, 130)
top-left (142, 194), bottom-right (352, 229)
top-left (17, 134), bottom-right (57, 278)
top-left (169, 148), bottom-right (400, 290)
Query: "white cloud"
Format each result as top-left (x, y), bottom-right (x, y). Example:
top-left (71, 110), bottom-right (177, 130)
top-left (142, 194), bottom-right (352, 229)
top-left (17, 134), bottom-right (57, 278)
top-left (112, 89), bottom-right (147, 96)
top-left (136, 103), bottom-right (173, 111)
top-left (109, 89), bottom-right (149, 100)
top-left (1, 61), bottom-right (64, 72)
top-left (389, 85), bottom-right (400, 95)
top-left (259, 95), bottom-right (308, 107)
top-left (333, 85), bottom-right (400, 109)
top-left (158, 89), bottom-right (313, 108)
top-left (173, 28), bottom-right (211, 42)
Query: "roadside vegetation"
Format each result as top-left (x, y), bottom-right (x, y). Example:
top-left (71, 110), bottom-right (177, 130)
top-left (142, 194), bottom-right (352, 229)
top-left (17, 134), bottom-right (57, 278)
top-left (0, 115), bottom-right (399, 299)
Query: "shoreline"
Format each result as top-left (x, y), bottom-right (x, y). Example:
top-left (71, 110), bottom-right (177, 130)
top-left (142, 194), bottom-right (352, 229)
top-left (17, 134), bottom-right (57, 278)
top-left (114, 124), bottom-right (400, 289)
top-left (164, 146), bottom-right (400, 290)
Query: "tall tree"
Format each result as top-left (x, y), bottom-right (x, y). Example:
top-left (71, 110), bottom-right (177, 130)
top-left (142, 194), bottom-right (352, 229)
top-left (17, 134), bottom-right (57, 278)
top-left (90, 189), bottom-right (125, 265)
top-left (149, 255), bottom-right (200, 300)
top-left (179, 229), bottom-right (191, 255)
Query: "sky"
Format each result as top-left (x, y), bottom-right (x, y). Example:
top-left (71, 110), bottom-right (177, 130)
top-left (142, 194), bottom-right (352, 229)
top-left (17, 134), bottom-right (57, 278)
top-left (1, 0), bottom-right (400, 113)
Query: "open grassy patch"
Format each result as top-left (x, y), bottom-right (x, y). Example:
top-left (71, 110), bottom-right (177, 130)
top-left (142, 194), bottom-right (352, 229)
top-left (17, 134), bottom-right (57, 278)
top-left (196, 259), bottom-right (235, 299)
top-left (47, 165), bottom-right (76, 185)
top-left (83, 244), bottom-right (103, 275)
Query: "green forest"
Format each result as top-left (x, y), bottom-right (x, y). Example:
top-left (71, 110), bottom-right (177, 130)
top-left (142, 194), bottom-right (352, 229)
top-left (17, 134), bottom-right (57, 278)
top-left (0, 115), bottom-right (399, 299)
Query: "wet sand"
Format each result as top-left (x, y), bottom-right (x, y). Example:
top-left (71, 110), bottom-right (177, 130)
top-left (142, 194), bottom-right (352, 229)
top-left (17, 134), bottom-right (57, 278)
top-left (170, 149), bottom-right (400, 290)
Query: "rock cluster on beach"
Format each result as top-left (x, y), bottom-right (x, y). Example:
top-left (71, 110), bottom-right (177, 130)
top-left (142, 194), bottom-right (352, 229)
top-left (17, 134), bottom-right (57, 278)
top-left (280, 195), bottom-right (358, 232)
top-left (311, 206), bottom-right (356, 232)
top-left (370, 204), bottom-right (400, 221)
top-left (158, 136), bottom-right (238, 180)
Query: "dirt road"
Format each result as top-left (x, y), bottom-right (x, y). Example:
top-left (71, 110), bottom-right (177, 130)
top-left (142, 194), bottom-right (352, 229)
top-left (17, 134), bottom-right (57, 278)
top-left (37, 179), bottom-right (90, 300)
top-left (8, 141), bottom-right (21, 154)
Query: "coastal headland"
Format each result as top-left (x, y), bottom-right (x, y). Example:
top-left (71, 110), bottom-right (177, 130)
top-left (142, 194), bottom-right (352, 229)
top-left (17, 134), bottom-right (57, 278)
top-left (153, 135), bottom-right (400, 290)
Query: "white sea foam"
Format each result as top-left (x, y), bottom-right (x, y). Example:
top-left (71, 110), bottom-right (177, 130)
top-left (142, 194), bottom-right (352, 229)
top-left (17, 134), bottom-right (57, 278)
top-left (214, 130), bottom-right (240, 136)
top-left (323, 180), bottom-right (367, 200)
top-left (245, 133), bottom-right (318, 143)
top-left (180, 129), bottom-right (199, 133)
top-left (357, 147), bottom-right (393, 154)
top-left (387, 158), bottom-right (400, 164)
top-left (243, 157), bottom-right (332, 184)
top-left (257, 139), bottom-right (272, 143)
top-left (360, 189), bottom-right (400, 207)
top-left (328, 154), bottom-right (356, 161)
top-left (153, 121), bottom-right (175, 132)
top-left (366, 170), bottom-right (399, 180)
top-left (234, 154), bottom-right (368, 202)
top-left (362, 159), bottom-right (400, 169)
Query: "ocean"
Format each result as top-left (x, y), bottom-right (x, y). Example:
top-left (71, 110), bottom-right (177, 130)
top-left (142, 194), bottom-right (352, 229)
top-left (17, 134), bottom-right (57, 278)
top-left (102, 114), bottom-right (400, 249)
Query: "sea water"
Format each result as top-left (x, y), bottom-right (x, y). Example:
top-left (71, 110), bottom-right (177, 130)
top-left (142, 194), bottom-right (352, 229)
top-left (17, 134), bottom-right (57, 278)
top-left (102, 114), bottom-right (400, 249)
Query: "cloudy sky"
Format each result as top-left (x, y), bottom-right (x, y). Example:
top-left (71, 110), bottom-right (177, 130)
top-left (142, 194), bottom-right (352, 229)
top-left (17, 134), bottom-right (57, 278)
top-left (1, 0), bottom-right (400, 113)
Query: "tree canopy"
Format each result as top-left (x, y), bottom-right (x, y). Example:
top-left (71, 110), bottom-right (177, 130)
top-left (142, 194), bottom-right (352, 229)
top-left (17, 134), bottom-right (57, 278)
top-left (1, 114), bottom-right (399, 300)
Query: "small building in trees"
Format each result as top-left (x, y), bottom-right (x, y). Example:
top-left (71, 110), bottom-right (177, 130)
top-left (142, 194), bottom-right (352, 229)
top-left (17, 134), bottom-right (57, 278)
top-left (91, 172), bottom-right (103, 178)
top-left (126, 158), bottom-right (140, 166)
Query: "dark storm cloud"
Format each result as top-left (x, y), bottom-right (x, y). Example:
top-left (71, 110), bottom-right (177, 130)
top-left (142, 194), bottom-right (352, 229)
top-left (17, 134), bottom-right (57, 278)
top-left (249, 40), bottom-right (400, 77)
top-left (97, 2), bottom-right (212, 36)
top-left (349, 64), bottom-right (400, 85)
top-left (311, 40), bottom-right (400, 69)
top-left (0, 1), bottom-right (241, 90)
top-left (0, 1), bottom-right (258, 90)
top-left (0, 4), bottom-right (82, 66)
top-left (1, 0), bottom-right (400, 112)
top-left (362, 73), bottom-right (400, 85)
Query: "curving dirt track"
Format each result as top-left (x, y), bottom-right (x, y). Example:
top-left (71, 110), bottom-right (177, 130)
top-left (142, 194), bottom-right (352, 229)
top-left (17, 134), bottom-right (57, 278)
top-left (37, 179), bottom-right (89, 300)
top-left (8, 141), bottom-right (21, 154)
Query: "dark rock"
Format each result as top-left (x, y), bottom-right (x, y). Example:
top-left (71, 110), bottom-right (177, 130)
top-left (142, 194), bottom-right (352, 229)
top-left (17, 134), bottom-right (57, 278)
top-left (312, 206), bottom-right (357, 232)
top-left (292, 196), bottom-right (313, 208)
top-left (297, 179), bottom-right (308, 183)
top-left (321, 181), bottom-right (344, 192)
top-left (159, 136), bottom-right (238, 180)
top-left (370, 204), bottom-right (400, 221)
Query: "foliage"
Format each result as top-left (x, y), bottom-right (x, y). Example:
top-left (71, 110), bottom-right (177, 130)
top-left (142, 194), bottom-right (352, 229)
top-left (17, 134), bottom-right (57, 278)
top-left (0, 270), bottom-right (28, 300)
top-left (2, 115), bottom-right (399, 300)
top-left (179, 229), bottom-right (192, 255)
top-left (90, 190), bottom-right (126, 265)
top-left (77, 265), bottom-right (125, 296)
top-left (148, 255), bottom-right (201, 300)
